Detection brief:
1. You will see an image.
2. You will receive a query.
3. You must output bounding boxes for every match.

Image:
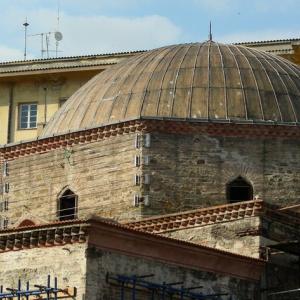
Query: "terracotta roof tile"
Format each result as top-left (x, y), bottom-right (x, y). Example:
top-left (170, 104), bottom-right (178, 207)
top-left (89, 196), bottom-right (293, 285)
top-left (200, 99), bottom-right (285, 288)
top-left (125, 200), bottom-right (264, 233)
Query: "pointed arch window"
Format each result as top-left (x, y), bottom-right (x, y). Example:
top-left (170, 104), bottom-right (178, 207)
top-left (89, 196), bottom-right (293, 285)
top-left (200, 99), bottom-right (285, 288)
top-left (58, 189), bottom-right (78, 221)
top-left (226, 176), bottom-right (253, 203)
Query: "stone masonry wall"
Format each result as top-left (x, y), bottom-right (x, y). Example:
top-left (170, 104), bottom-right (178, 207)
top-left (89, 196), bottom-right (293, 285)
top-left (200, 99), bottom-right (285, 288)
top-left (85, 247), bottom-right (258, 300)
top-left (0, 243), bottom-right (87, 299)
top-left (161, 217), bottom-right (261, 258)
top-left (0, 133), bottom-right (143, 228)
top-left (2, 130), bottom-right (300, 228)
top-left (141, 132), bottom-right (300, 217)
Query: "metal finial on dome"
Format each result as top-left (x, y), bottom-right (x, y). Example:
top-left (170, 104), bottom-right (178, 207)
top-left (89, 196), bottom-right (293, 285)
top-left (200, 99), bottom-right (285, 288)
top-left (208, 21), bottom-right (213, 41)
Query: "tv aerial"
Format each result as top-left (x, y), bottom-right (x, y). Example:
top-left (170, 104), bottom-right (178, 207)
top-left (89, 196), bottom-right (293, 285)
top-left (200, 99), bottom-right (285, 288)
top-left (24, 1), bottom-right (64, 59)
top-left (55, 31), bottom-right (63, 42)
top-left (29, 31), bottom-right (63, 59)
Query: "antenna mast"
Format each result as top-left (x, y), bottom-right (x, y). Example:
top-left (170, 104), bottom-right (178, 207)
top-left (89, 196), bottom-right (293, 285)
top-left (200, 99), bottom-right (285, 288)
top-left (56, 0), bottom-right (61, 57)
top-left (23, 18), bottom-right (29, 60)
top-left (208, 21), bottom-right (213, 41)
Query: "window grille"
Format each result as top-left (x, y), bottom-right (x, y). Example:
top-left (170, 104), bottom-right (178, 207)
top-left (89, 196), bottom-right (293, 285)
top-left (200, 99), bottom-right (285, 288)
top-left (58, 189), bottom-right (78, 221)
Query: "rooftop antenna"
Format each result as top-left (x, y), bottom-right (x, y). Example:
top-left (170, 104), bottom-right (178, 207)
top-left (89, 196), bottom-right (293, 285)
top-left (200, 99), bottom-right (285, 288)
top-left (55, 0), bottom-right (63, 57)
top-left (23, 18), bottom-right (29, 60)
top-left (208, 21), bottom-right (213, 41)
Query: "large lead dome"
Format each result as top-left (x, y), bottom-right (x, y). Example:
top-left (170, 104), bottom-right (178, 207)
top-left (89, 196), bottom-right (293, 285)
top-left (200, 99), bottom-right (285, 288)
top-left (42, 41), bottom-right (300, 137)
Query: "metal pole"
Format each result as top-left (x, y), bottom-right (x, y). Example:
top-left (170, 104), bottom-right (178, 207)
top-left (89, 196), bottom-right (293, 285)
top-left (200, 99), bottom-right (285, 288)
top-left (47, 275), bottom-right (50, 300)
top-left (23, 19), bottom-right (29, 60)
top-left (17, 279), bottom-right (21, 300)
top-left (41, 33), bottom-right (44, 58)
top-left (44, 87), bottom-right (48, 124)
top-left (132, 276), bottom-right (136, 300)
top-left (26, 281), bottom-right (29, 300)
top-left (54, 277), bottom-right (58, 300)
top-left (120, 281), bottom-right (125, 300)
top-left (268, 288), bottom-right (300, 296)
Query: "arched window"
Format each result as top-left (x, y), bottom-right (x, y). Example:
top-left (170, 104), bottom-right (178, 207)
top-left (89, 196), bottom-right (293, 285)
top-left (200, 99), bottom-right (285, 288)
top-left (58, 189), bottom-right (78, 221)
top-left (226, 176), bottom-right (253, 203)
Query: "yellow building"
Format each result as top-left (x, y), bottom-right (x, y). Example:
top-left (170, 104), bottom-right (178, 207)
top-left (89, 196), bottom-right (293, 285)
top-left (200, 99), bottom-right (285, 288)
top-left (0, 38), bottom-right (299, 145)
top-left (237, 38), bottom-right (300, 65)
top-left (0, 51), bottom-right (142, 144)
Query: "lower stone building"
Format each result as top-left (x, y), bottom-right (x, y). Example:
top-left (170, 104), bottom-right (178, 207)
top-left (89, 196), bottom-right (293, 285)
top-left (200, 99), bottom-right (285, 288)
top-left (0, 218), bottom-right (263, 299)
top-left (0, 40), bottom-right (300, 299)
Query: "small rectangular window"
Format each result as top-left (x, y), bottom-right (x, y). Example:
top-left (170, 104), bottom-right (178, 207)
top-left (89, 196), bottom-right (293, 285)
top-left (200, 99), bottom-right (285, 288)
top-left (19, 103), bottom-right (38, 129)
top-left (3, 161), bottom-right (9, 176)
top-left (4, 183), bottom-right (9, 193)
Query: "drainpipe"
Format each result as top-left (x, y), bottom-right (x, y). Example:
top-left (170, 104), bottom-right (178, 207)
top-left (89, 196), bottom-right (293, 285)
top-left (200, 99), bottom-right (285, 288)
top-left (7, 83), bottom-right (14, 144)
top-left (43, 87), bottom-right (48, 124)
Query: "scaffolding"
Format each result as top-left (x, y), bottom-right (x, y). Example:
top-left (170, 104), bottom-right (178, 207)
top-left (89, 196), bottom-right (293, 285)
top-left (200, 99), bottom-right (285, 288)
top-left (106, 273), bottom-right (231, 300)
top-left (0, 275), bottom-right (76, 299)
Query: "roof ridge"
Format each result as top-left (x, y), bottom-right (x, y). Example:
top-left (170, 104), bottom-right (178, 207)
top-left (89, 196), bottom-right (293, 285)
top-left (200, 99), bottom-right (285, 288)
top-left (0, 50), bottom-right (146, 65)
top-left (234, 38), bottom-right (300, 45)
top-left (125, 200), bottom-right (264, 233)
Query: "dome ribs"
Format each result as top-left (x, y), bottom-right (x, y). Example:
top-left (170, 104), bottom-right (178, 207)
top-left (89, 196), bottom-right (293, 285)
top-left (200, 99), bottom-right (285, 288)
top-left (125, 46), bottom-right (176, 120)
top-left (39, 42), bottom-right (300, 137)
top-left (93, 58), bottom-right (140, 126)
top-left (265, 51), bottom-right (300, 123)
top-left (140, 46), bottom-right (179, 118)
top-left (215, 43), bottom-right (228, 120)
top-left (257, 49), bottom-right (298, 123)
top-left (169, 44), bottom-right (192, 118)
top-left (207, 41), bottom-right (212, 120)
top-left (223, 44), bottom-right (247, 119)
top-left (232, 46), bottom-right (265, 121)
top-left (243, 47), bottom-right (283, 122)
top-left (156, 45), bottom-right (187, 118)
top-left (188, 43), bottom-right (206, 118)
top-left (244, 47), bottom-right (282, 121)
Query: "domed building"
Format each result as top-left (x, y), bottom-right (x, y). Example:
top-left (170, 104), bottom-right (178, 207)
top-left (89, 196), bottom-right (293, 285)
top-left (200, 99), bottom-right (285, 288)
top-left (0, 41), bottom-right (300, 299)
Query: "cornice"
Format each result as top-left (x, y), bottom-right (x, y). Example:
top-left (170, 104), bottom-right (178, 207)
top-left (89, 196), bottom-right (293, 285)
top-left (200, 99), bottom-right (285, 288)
top-left (0, 221), bottom-right (89, 253)
top-left (1, 119), bottom-right (300, 160)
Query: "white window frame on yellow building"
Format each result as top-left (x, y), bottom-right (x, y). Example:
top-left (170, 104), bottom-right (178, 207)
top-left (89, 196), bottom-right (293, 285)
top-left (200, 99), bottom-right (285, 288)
top-left (18, 103), bottom-right (38, 130)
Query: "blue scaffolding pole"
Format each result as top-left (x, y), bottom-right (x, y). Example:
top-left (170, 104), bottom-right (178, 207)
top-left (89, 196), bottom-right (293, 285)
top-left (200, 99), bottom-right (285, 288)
top-left (106, 273), bottom-right (232, 300)
top-left (0, 275), bottom-right (69, 299)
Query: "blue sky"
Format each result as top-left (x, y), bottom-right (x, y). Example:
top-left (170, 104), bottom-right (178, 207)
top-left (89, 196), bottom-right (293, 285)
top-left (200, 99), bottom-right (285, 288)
top-left (0, 0), bottom-right (299, 61)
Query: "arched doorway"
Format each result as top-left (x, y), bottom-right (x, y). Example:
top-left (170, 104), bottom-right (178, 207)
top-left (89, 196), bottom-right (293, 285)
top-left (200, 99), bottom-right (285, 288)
top-left (226, 176), bottom-right (253, 203)
top-left (58, 189), bottom-right (78, 221)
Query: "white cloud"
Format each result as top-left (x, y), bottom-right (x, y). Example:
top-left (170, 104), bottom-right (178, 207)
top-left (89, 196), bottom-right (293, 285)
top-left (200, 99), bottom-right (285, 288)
top-left (0, 8), bottom-right (183, 60)
top-left (0, 46), bottom-right (25, 62)
top-left (60, 14), bottom-right (182, 55)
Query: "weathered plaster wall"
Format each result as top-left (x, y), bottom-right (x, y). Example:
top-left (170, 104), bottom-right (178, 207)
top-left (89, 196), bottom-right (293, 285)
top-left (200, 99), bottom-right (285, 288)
top-left (0, 243), bottom-right (87, 299)
top-left (161, 217), bottom-right (261, 258)
top-left (85, 247), bottom-right (259, 300)
top-left (141, 133), bottom-right (300, 216)
top-left (0, 71), bottom-right (99, 144)
top-left (1, 133), bottom-right (142, 228)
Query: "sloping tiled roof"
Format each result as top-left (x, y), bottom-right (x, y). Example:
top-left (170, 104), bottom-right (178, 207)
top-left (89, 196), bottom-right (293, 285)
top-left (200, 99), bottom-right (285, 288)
top-left (0, 217), bottom-right (263, 264)
top-left (126, 200), bottom-right (264, 234)
top-left (126, 200), bottom-right (300, 234)
top-left (0, 51), bottom-right (144, 75)
top-left (234, 38), bottom-right (300, 46)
